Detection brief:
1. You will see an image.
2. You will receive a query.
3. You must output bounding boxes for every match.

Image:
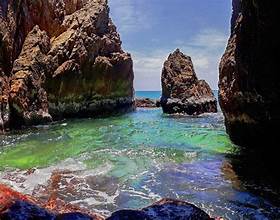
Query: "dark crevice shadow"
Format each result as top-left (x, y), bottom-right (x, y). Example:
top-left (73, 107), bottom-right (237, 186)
top-left (225, 145), bottom-right (280, 206)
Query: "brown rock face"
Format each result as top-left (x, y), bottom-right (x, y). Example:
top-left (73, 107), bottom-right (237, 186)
top-left (219, 0), bottom-right (279, 147)
top-left (0, 0), bottom-right (134, 131)
top-left (10, 26), bottom-right (52, 126)
top-left (136, 98), bottom-right (160, 108)
top-left (161, 49), bottom-right (217, 115)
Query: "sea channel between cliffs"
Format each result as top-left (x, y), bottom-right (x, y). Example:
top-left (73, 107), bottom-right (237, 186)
top-left (1, 0), bottom-right (280, 219)
top-left (0, 91), bottom-right (280, 219)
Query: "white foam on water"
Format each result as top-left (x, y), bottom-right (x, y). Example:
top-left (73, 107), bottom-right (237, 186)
top-left (0, 157), bottom-right (114, 195)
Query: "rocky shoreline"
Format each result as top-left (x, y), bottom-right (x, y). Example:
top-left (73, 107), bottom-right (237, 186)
top-left (0, 184), bottom-right (219, 220)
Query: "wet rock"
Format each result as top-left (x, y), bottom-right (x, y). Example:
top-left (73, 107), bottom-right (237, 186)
top-left (1, 201), bottom-right (96, 220)
top-left (136, 98), bottom-right (160, 108)
top-left (0, 183), bottom-right (104, 220)
top-left (0, 200), bottom-right (55, 220)
top-left (1, 184), bottom-right (219, 220)
top-left (0, 0), bottom-right (134, 131)
top-left (107, 198), bottom-right (213, 220)
top-left (161, 49), bottom-right (217, 115)
top-left (219, 0), bottom-right (280, 147)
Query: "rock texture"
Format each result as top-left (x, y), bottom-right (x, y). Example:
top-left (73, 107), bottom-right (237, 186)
top-left (161, 49), bottom-right (217, 115)
top-left (0, 183), bottom-right (104, 220)
top-left (136, 98), bottom-right (160, 108)
top-left (107, 198), bottom-right (213, 220)
top-left (219, 0), bottom-right (279, 147)
top-left (0, 0), bottom-right (134, 131)
top-left (1, 186), bottom-right (216, 220)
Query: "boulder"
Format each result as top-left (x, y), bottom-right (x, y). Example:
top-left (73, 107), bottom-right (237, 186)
top-left (107, 198), bottom-right (213, 220)
top-left (161, 49), bottom-right (217, 115)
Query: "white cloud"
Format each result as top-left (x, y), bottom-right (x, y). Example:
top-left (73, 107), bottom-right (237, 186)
top-left (180, 29), bottom-right (228, 89)
top-left (109, 0), bottom-right (152, 33)
top-left (191, 29), bottom-right (229, 48)
top-left (132, 50), bottom-right (168, 91)
top-left (131, 29), bottom-right (228, 90)
top-left (109, 0), bottom-right (229, 90)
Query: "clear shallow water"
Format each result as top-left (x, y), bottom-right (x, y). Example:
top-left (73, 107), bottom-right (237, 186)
top-left (0, 101), bottom-right (280, 219)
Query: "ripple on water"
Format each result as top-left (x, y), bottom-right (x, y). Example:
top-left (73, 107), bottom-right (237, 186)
top-left (0, 109), bottom-right (280, 218)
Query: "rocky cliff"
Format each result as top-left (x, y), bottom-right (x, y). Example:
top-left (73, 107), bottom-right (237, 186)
top-left (161, 49), bottom-right (217, 115)
top-left (0, 0), bottom-right (134, 131)
top-left (219, 0), bottom-right (279, 147)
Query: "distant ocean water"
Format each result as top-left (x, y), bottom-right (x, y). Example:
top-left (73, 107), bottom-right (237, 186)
top-left (135, 91), bottom-right (161, 99)
top-left (136, 90), bottom-right (219, 100)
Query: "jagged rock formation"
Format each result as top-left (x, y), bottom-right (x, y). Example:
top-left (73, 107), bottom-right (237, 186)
top-left (219, 0), bottom-right (279, 147)
top-left (0, 0), bottom-right (134, 131)
top-left (160, 49), bottom-right (217, 115)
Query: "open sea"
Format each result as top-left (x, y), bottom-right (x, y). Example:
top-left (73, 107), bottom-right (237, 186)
top-left (0, 91), bottom-right (279, 219)
top-left (135, 91), bottom-right (162, 99)
top-left (136, 90), bottom-right (219, 100)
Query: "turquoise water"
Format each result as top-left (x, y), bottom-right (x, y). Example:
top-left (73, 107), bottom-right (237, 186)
top-left (136, 90), bottom-right (219, 100)
top-left (0, 92), bottom-right (279, 219)
top-left (136, 91), bottom-right (161, 99)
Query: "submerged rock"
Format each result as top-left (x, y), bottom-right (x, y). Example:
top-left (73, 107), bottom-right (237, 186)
top-left (0, 0), bottom-right (134, 131)
top-left (160, 49), bottom-right (217, 115)
top-left (219, 0), bottom-right (280, 147)
top-left (136, 98), bottom-right (160, 108)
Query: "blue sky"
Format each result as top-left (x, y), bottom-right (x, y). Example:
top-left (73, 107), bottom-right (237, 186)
top-left (109, 0), bottom-right (232, 90)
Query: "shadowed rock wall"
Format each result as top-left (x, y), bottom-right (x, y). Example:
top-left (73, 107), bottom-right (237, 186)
top-left (219, 0), bottom-right (279, 147)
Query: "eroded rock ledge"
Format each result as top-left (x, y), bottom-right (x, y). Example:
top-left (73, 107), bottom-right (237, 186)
top-left (0, 184), bottom-right (217, 220)
top-left (161, 49), bottom-right (217, 115)
top-left (219, 0), bottom-right (279, 147)
top-left (0, 0), bottom-right (134, 131)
